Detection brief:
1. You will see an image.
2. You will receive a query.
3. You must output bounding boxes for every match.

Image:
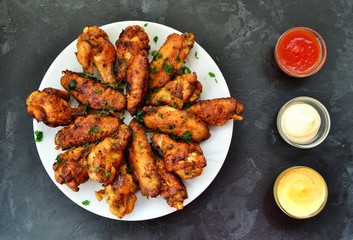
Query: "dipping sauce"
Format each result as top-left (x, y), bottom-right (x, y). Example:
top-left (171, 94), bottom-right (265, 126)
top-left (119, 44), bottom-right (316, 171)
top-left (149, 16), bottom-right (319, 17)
top-left (274, 27), bottom-right (326, 77)
top-left (281, 103), bottom-right (321, 144)
top-left (274, 166), bottom-right (328, 219)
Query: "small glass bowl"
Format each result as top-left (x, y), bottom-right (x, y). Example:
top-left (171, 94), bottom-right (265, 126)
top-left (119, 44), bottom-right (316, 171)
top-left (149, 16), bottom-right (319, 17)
top-left (273, 166), bottom-right (328, 219)
top-left (277, 96), bottom-right (330, 149)
top-left (274, 27), bottom-right (327, 78)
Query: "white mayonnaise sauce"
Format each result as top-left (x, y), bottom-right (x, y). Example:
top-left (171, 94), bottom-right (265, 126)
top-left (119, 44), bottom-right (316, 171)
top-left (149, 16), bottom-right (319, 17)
top-left (281, 103), bottom-right (321, 143)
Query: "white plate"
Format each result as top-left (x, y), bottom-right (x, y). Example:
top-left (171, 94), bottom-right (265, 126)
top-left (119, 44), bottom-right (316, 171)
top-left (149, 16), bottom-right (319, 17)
top-left (34, 21), bottom-right (233, 221)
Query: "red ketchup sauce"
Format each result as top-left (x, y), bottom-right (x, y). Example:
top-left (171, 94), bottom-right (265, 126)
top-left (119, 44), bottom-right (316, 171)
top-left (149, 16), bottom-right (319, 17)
top-left (275, 27), bottom-right (326, 77)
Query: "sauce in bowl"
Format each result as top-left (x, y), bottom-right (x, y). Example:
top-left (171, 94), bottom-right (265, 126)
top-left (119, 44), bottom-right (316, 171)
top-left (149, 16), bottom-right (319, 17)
top-left (276, 96), bottom-right (331, 149)
top-left (274, 166), bottom-right (328, 219)
top-left (274, 27), bottom-right (326, 77)
top-left (280, 103), bottom-right (321, 144)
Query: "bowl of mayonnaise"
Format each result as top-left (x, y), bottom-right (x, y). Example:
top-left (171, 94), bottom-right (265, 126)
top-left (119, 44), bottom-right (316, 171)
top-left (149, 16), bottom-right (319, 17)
top-left (277, 96), bottom-right (331, 149)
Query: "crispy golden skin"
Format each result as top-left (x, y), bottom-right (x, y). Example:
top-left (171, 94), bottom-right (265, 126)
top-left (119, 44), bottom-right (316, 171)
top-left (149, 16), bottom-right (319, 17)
top-left (55, 114), bottom-right (121, 150)
top-left (76, 26), bottom-right (118, 86)
top-left (151, 133), bottom-right (206, 179)
top-left (53, 146), bottom-right (91, 192)
top-left (115, 25), bottom-right (150, 81)
top-left (96, 163), bottom-right (138, 219)
top-left (126, 50), bottom-right (150, 115)
top-left (61, 70), bottom-right (126, 112)
top-left (87, 124), bottom-right (131, 186)
top-left (128, 119), bottom-right (161, 197)
top-left (26, 88), bottom-right (83, 127)
top-left (187, 97), bottom-right (244, 126)
top-left (155, 155), bottom-right (188, 209)
top-left (149, 32), bottom-right (195, 89)
top-left (147, 72), bottom-right (202, 109)
top-left (142, 106), bottom-right (210, 142)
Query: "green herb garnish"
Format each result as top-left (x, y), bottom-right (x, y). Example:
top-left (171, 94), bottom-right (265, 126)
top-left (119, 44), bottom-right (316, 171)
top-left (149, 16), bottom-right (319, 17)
top-left (144, 23), bottom-right (148, 27)
top-left (88, 125), bottom-right (100, 135)
top-left (152, 50), bottom-right (158, 57)
top-left (135, 110), bottom-right (144, 123)
top-left (208, 72), bottom-right (218, 83)
top-left (163, 61), bottom-right (173, 75)
top-left (82, 200), bottom-right (90, 206)
top-left (179, 66), bottom-right (191, 74)
top-left (153, 36), bottom-right (158, 44)
top-left (195, 51), bottom-right (199, 59)
top-left (78, 72), bottom-right (91, 78)
top-left (183, 130), bottom-right (192, 142)
top-left (68, 79), bottom-right (77, 91)
top-left (34, 130), bottom-right (43, 142)
top-left (208, 72), bottom-right (216, 78)
top-left (81, 103), bottom-right (89, 115)
top-left (56, 156), bottom-right (62, 164)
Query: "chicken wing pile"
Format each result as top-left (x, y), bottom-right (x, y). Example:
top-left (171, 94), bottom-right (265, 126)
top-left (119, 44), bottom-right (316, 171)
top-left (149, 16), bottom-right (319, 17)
top-left (26, 24), bottom-right (244, 219)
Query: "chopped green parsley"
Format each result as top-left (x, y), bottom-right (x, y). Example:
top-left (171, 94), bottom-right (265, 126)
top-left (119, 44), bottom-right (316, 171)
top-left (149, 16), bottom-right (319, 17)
top-left (34, 130), bottom-right (43, 142)
top-left (208, 72), bottom-right (216, 78)
top-left (135, 110), bottom-right (144, 123)
top-left (55, 156), bottom-right (62, 164)
top-left (163, 61), bottom-right (173, 75)
top-left (183, 130), bottom-right (192, 142)
top-left (68, 79), bottom-right (77, 91)
top-left (208, 72), bottom-right (218, 83)
top-left (88, 125), bottom-right (100, 135)
top-left (82, 200), bottom-right (90, 206)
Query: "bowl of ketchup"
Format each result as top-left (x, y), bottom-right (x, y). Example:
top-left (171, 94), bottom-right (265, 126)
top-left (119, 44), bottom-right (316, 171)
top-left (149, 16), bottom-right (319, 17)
top-left (274, 27), bottom-right (327, 78)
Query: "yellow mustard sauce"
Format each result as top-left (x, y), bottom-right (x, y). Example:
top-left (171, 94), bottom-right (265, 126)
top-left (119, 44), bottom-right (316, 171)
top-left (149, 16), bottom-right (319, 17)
top-left (274, 166), bottom-right (328, 219)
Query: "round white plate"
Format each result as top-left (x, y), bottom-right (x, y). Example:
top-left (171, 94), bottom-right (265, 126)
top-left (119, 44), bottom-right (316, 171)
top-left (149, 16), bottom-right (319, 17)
top-left (34, 21), bottom-right (233, 221)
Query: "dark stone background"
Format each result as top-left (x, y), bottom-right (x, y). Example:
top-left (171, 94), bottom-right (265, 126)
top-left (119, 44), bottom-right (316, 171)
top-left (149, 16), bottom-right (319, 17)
top-left (1, 0), bottom-right (353, 239)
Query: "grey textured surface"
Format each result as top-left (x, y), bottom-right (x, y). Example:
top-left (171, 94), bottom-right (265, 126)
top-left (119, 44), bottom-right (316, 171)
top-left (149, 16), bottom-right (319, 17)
top-left (1, 0), bottom-right (353, 239)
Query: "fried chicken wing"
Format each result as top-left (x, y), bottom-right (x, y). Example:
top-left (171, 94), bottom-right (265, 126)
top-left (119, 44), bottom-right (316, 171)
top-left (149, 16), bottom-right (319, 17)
top-left (126, 50), bottom-right (149, 115)
top-left (76, 26), bottom-right (118, 86)
top-left (95, 163), bottom-right (138, 219)
top-left (128, 119), bottom-right (161, 197)
top-left (146, 72), bottom-right (202, 109)
top-left (26, 87), bottom-right (83, 127)
top-left (53, 146), bottom-right (91, 192)
top-left (87, 124), bottom-right (131, 186)
top-left (155, 155), bottom-right (188, 209)
top-left (142, 106), bottom-right (210, 142)
top-left (115, 25), bottom-right (150, 81)
top-left (55, 114), bottom-right (121, 150)
top-left (187, 97), bottom-right (244, 126)
top-left (149, 32), bottom-right (195, 89)
top-left (61, 70), bottom-right (126, 112)
top-left (151, 133), bottom-right (206, 179)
